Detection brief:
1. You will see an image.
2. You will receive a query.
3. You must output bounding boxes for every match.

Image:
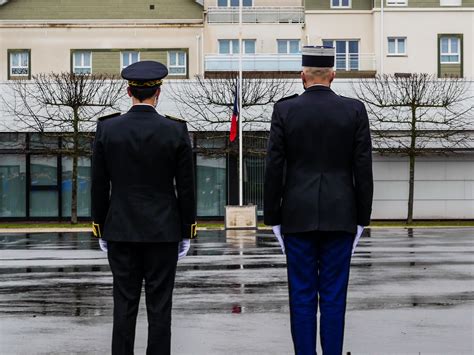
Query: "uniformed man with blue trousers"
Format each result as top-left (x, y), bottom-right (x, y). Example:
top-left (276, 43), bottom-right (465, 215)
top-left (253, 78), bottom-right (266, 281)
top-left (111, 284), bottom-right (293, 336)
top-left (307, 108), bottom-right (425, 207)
top-left (264, 46), bottom-right (373, 355)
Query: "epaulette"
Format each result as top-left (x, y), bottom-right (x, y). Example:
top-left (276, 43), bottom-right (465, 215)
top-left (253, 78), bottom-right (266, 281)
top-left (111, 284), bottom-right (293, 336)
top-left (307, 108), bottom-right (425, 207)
top-left (165, 114), bottom-right (186, 123)
top-left (98, 112), bottom-right (121, 122)
top-left (277, 94), bottom-right (298, 103)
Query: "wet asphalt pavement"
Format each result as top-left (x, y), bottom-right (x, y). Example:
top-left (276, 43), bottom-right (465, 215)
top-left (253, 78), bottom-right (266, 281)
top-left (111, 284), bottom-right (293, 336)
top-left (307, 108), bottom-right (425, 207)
top-left (0, 228), bottom-right (473, 355)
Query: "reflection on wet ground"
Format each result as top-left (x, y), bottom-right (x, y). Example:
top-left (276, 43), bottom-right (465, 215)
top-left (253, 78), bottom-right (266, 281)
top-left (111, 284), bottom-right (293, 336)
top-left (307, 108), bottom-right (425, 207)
top-left (1, 229), bottom-right (473, 316)
top-left (0, 228), bottom-right (473, 354)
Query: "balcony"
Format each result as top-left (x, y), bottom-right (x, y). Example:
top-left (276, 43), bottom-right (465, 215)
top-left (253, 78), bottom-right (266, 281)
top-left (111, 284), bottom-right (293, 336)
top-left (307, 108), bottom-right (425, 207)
top-left (206, 6), bottom-right (305, 24)
top-left (205, 54), bottom-right (301, 72)
top-left (204, 53), bottom-right (377, 76)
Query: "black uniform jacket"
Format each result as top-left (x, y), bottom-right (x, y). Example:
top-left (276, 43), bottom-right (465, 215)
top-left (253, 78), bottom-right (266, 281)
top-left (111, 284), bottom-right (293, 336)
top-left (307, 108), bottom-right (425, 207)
top-left (91, 105), bottom-right (196, 242)
top-left (264, 85), bottom-right (373, 235)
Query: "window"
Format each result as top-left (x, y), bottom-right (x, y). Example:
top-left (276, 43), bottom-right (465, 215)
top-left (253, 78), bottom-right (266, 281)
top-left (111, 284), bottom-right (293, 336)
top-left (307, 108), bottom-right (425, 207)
top-left (440, 0), bottom-right (461, 5)
top-left (219, 39), bottom-right (237, 54)
top-left (244, 40), bottom-right (256, 54)
top-left (440, 36), bottom-right (460, 63)
top-left (30, 156), bottom-right (59, 217)
top-left (0, 133), bottom-right (26, 150)
top-left (386, 0), bottom-right (407, 5)
top-left (168, 51), bottom-right (187, 75)
top-left (121, 51), bottom-right (140, 69)
top-left (323, 40), bottom-right (359, 70)
top-left (331, 0), bottom-right (351, 8)
top-left (277, 40), bottom-right (301, 54)
top-left (217, 0), bottom-right (252, 6)
top-left (9, 50), bottom-right (30, 77)
top-left (0, 155), bottom-right (26, 217)
top-left (62, 157), bottom-right (91, 218)
top-left (73, 51), bottom-right (92, 74)
top-left (196, 155), bottom-right (226, 217)
top-left (219, 39), bottom-right (256, 54)
top-left (388, 37), bottom-right (407, 56)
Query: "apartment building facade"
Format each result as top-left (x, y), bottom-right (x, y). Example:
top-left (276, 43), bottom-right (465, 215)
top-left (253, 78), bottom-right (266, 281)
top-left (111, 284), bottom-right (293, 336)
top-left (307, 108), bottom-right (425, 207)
top-left (0, 0), bottom-right (473, 221)
top-left (0, 0), bottom-right (205, 81)
top-left (3, 1), bottom-right (472, 80)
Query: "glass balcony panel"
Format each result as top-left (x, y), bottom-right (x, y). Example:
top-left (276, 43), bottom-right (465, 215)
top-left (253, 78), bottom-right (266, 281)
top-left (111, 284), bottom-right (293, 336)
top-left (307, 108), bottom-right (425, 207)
top-left (205, 53), bottom-right (376, 72)
top-left (207, 6), bottom-right (304, 24)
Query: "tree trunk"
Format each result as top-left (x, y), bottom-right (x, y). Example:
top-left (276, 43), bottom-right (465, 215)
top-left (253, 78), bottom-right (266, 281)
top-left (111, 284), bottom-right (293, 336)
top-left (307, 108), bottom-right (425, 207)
top-left (407, 153), bottom-right (415, 224)
top-left (71, 154), bottom-right (78, 224)
top-left (71, 108), bottom-right (79, 224)
top-left (407, 105), bottom-right (417, 224)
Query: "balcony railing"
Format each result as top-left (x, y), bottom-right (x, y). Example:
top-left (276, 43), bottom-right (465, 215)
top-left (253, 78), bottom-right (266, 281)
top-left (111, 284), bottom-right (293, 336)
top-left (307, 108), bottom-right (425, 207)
top-left (206, 6), bottom-right (305, 24)
top-left (204, 53), bottom-right (377, 73)
top-left (334, 53), bottom-right (377, 72)
top-left (205, 54), bottom-right (301, 72)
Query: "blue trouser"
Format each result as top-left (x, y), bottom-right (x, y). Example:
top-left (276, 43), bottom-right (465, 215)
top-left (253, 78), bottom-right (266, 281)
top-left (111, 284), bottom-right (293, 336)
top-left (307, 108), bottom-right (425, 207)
top-left (284, 231), bottom-right (354, 355)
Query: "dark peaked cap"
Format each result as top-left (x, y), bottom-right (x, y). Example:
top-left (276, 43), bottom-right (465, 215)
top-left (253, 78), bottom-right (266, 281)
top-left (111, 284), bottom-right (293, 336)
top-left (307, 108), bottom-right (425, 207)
top-left (121, 60), bottom-right (168, 87)
top-left (302, 46), bottom-right (335, 68)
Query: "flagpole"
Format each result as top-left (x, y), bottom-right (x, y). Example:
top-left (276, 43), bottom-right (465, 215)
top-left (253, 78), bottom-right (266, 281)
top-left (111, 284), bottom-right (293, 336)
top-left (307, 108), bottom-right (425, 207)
top-left (238, 0), bottom-right (243, 207)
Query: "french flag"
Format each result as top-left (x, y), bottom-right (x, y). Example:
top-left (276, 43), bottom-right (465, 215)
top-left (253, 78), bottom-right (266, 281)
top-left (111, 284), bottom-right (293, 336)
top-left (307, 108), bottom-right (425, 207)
top-left (229, 88), bottom-right (239, 142)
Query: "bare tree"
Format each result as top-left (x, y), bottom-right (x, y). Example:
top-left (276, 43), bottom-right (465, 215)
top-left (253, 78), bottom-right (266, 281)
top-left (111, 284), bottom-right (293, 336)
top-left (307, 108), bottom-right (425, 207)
top-left (167, 73), bottom-right (296, 136)
top-left (3, 72), bottom-right (127, 224)
top-left (353, 73), bottom-right (473, 223)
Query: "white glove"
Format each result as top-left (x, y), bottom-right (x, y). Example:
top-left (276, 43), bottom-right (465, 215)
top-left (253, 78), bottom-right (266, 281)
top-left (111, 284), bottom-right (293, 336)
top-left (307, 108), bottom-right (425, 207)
top-left (178, 238), bottom-right (191, 260)
top-left (99, 238), bottom-right (108, 253)
top-left (352, 225), bottom-right (364, 256)
top-left (272, 225), bottom-right (285, 254)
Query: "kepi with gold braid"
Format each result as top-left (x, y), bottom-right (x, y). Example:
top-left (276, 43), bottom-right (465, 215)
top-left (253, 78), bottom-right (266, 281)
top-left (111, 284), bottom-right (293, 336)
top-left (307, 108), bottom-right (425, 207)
top-left (121, 60), bottom-right (168, 88)
top-left (128, 79), bottom-right (163, 87)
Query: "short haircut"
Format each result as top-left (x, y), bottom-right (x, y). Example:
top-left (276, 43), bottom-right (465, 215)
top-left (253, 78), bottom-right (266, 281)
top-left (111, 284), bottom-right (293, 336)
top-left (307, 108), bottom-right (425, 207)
top-left (302, 67), bottom-right (334, 81)
top-left (129, 86), bottom-right (160, 102)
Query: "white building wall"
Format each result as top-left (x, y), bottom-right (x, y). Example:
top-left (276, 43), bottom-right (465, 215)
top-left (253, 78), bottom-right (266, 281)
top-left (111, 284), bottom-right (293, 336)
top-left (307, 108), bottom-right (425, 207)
top-left (305, 12), bottom-right (374, 54)
top-left (204, 23), bottom-right (303, 54)
top-left (0, 25), bottom-right (204, 81)
top-left (372, 9), bottom-right (473, 77)
top-left (373, 154), bottom-right (474, 219)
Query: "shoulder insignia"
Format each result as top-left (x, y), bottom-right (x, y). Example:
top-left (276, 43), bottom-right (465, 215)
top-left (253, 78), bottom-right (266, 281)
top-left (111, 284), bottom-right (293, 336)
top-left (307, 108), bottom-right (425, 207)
top-left (98, 112), bottom-right (121, 122)
top-left (165, 114), bottom-right (186, 123)
top-left (277, 94), bottom-right (298, 103)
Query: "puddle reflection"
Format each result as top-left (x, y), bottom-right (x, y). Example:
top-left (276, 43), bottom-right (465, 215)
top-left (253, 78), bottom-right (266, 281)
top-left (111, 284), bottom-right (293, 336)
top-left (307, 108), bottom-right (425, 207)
top-left (0, 228), bottom-right (473, 317)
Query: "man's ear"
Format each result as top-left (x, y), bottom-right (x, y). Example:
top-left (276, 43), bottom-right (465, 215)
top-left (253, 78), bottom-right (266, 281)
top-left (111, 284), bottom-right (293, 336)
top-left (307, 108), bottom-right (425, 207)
top-left (329, 70), bottom-right (336, 84)
top-left (155, 88), bottom-right (161, 100)
top-left (300, 71), bottom-right (307, 88)
top-left (127, 87), bottom-right (133, 98)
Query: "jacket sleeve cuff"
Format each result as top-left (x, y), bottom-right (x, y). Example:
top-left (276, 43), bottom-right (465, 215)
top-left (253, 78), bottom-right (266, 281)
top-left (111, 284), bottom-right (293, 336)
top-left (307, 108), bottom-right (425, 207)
top-left (263, 216), bottom-right (281, 226)
top-left (183, 223), bottom-right (198, 239)
top-left (357, 217), bottom-right (371, 227)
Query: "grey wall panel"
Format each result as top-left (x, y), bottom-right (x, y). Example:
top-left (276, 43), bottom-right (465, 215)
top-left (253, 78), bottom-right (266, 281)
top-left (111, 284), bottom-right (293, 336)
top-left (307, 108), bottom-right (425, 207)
top-left (445, 201), bottom-right (474, 219)
top-left (371, 154), bottom-right (474, 219)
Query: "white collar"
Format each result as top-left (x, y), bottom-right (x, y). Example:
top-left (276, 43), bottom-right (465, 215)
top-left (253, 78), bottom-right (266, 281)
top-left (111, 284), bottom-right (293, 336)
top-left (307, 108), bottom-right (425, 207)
top-left (307, 84), bottom-right (330, 89)
top-left (132, 103), bottom-right (156, 108)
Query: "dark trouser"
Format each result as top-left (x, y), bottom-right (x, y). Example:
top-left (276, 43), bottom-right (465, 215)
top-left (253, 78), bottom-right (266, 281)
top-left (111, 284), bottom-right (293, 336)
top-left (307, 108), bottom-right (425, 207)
top-left (284, 231), bottom-right (354, 355)
top-left (107, 241), bottom-right (179, 355)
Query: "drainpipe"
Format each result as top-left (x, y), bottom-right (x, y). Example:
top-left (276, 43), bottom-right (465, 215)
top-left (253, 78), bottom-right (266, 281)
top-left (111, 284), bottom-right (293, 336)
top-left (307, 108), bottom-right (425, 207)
top-left (380, 0), bottom-right (384, 74)
top-left (201, 28), bottom-right (205, 75)
top-left (196, 34), bottom-right (200, 77)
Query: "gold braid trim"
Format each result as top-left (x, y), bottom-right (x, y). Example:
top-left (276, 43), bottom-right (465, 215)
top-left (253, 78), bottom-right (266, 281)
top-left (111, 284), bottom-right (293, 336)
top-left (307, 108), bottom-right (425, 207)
top-left (128, 79), bottom-right (163, 87)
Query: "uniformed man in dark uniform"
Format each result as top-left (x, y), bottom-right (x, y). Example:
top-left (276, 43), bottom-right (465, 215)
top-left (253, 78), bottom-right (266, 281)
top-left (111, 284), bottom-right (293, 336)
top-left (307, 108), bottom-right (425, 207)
top-left (91, 60), bottom-right (197, 355)
top-left (264, 46), bottom-right (373, 355)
